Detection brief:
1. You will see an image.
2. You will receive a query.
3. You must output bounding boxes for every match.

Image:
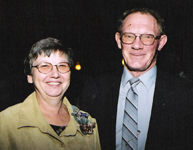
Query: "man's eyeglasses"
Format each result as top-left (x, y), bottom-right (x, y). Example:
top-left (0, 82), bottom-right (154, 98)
top-left (120, 33), bottom-right (161, 46)
top-left (32, 62), bottom-right (70, 74)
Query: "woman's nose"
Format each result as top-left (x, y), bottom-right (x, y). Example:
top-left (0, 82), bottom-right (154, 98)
top-left (49, 65), bottom-right (60, 78)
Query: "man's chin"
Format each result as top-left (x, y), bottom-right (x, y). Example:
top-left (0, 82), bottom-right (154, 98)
top-left (128, 67), bottom-right (147, 72)
top-left (125, 64), bottom-right (150, 72)
top-left (125, 59), bottom-right (156, 72)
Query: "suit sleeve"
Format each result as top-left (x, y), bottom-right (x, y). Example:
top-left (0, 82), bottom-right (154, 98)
top-left (79, 77), bottom-right (98, 116)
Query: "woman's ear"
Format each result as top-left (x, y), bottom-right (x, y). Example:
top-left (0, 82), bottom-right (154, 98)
top-left (27, 75), bottom-right (33, 83)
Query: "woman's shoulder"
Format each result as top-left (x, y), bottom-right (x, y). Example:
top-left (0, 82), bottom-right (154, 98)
top-left (0, 92), bottom-right (35, 116)
top-left (0, 103), bottom-right (22, 119)
top-left (0, 103), bottom-right (23, 130)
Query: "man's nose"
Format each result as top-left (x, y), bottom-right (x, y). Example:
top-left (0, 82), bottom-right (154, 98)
top-left (131, 36), bottom-right (143, 50)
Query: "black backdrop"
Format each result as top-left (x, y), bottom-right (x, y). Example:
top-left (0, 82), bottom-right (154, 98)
top-left (1, 0), bottom-right (193, 111)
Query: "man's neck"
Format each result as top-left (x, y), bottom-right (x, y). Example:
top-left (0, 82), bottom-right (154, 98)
top-left (126, 62), bottom-right (156, 78)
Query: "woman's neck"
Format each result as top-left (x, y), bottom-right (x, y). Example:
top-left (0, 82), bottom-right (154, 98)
top-left (35, 92), bottom-right (70, 126)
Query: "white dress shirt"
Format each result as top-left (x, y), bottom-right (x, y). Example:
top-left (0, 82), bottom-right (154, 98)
top-left (116, 65), bottom-right (156, 150)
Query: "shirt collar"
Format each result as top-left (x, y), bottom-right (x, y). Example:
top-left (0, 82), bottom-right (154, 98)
top-left (122, 66), bottom-right (133, 87)
top-left (17, 92), bottom-right (82, 136)
top-left (122, 65), bottom-right (157, 90)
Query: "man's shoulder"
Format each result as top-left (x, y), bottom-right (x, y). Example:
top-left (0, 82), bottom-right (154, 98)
top-left (80, 72), bottom-right (122, 110)
top-left (156, 69), bottom-right (192, 89)
top-left (85, 72), bottom-right (122, 87)
top-left (155, 69), bottom-right (193, 106)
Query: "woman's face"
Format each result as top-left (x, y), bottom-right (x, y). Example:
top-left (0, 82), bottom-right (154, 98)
top-left (27, 51), bottom-right (71, 100)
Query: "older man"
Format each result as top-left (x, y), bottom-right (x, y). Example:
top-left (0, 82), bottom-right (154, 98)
top-left (81, 8), bottom-right (193, 150)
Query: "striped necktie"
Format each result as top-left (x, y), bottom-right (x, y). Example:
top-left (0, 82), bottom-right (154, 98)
top-left (122, 78), bottom-right (140, 150)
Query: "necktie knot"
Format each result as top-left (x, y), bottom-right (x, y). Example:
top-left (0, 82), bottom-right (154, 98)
top-left (128, 78), bottom-right (140, 95)
top-left (129, 77), bottom-right (140, 86)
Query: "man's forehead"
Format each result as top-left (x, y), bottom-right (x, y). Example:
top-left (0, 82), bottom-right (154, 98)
top-left (124, 13), bottom-right (156, 25)
top-left (122, 12), bottom-right (159, 33)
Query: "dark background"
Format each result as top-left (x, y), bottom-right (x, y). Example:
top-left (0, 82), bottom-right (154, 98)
top-left (1, 0), bottom-right (193, 111)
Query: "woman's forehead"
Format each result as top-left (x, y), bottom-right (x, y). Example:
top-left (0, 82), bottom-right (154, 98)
top-left (32, 51), bottom-right (68, 64)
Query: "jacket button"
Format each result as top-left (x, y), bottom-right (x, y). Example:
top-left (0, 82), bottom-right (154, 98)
top-left (60, 143), bottom-right (65, 147)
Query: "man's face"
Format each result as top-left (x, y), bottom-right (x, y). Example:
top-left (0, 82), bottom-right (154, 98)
top-left (115, 12), bottom-right (167, 76)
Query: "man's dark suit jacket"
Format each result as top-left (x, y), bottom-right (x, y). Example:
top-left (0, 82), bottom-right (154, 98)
top-left (80, 67), bottom-right (193, 150)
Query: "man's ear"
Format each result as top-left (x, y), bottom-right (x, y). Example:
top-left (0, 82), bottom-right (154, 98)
top-left (158, 34), bottom-right (167, 51)
top-left (115, 32), bottom-right (122, 49)
top-left (27, 75), bottom-right (33, 83)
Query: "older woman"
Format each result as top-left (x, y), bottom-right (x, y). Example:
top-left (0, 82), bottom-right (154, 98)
top-left (0, 37), bottom-right (101, 150)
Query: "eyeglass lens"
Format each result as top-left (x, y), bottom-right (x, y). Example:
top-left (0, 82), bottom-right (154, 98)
top-left (121, 33), bottom-right (156, 45)
top-left (38, 63), bottom-right (70, 74)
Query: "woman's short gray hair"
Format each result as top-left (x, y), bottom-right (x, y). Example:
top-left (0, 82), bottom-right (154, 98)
top-left (24, 37), bottom-right (74, 75)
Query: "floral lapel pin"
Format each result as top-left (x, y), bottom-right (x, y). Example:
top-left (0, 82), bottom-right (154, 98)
top-left (71, 105), bottom-right (96, 135)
